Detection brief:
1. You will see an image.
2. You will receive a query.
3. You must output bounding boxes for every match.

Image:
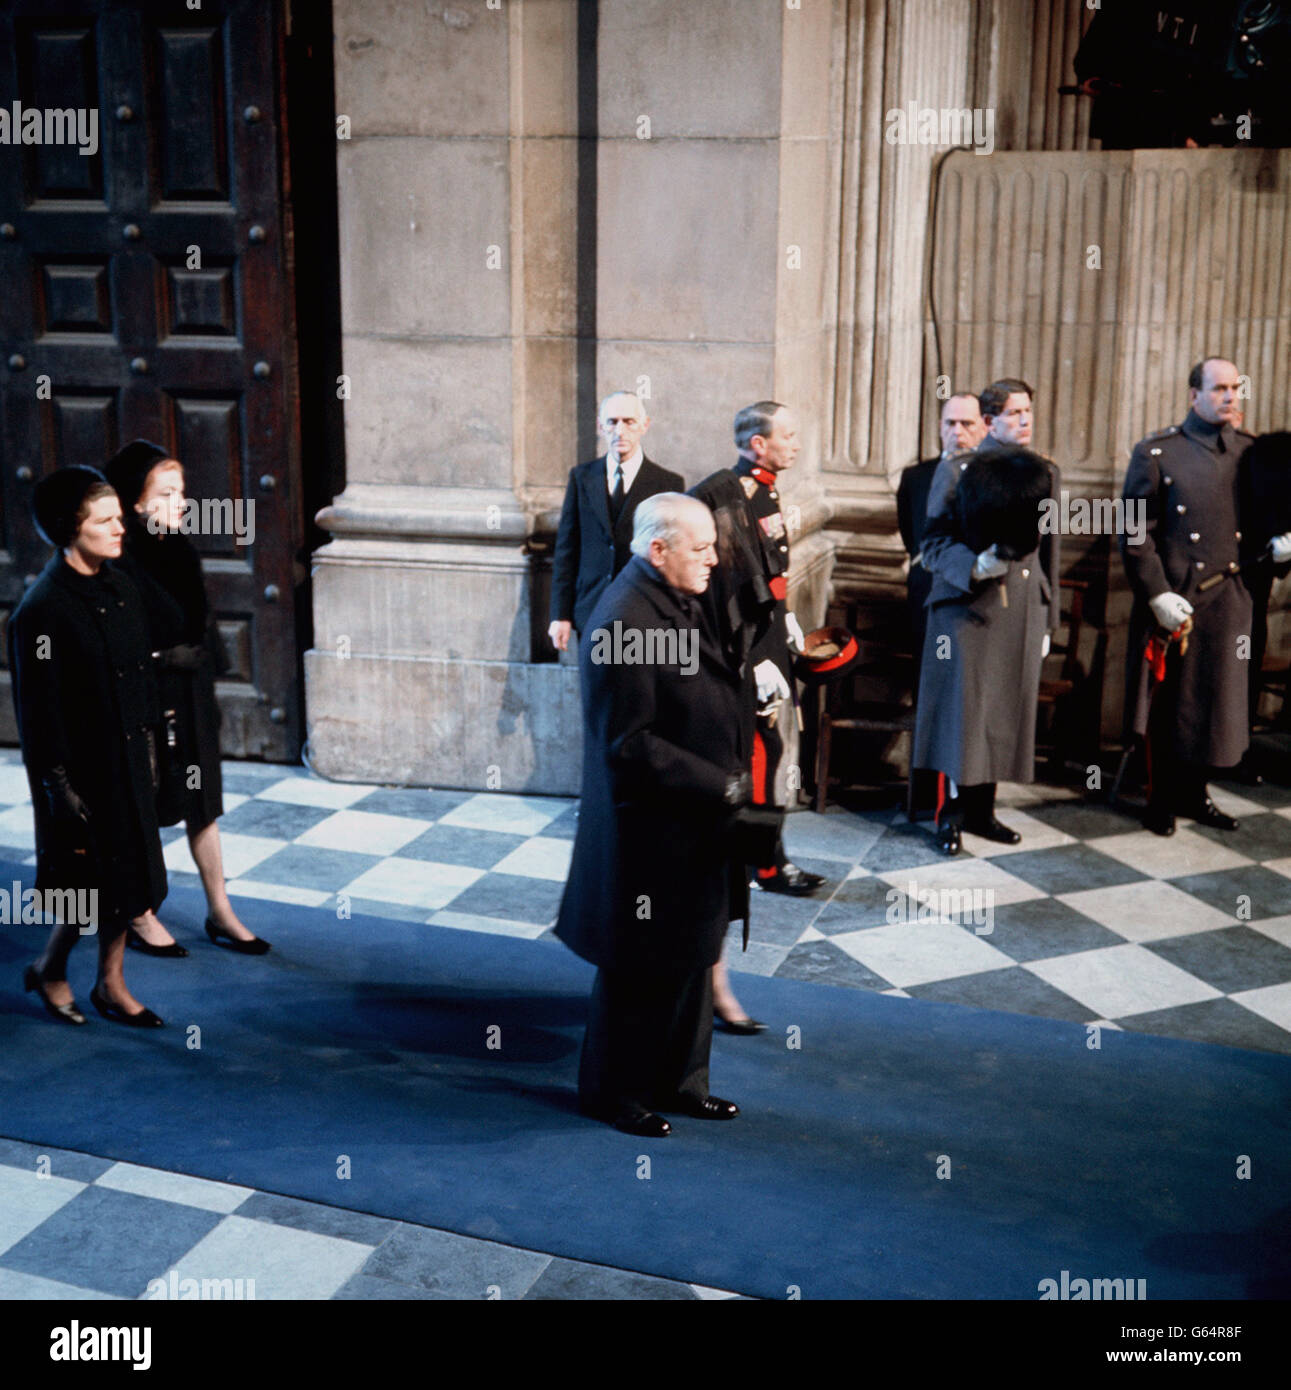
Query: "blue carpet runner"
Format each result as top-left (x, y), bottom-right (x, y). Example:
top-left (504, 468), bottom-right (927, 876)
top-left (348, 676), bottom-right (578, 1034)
top-left (1, 860), bottom-right (1288, 1299)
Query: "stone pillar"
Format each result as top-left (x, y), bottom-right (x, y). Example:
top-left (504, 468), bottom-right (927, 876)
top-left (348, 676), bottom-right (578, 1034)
top-left (310, 0), bottom-right (844, 794)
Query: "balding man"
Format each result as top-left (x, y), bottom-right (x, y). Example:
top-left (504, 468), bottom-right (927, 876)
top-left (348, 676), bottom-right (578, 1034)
top-left (1121, 357), bottom-right (1267, 835)
top-left (548, 392), bottom-right (684, 653)
top-left (555, 493), bottom-right (750, 1137)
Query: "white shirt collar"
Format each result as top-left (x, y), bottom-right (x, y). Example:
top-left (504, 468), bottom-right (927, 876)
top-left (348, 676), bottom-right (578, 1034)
top-left (607, 447), bottom-right (644, 491)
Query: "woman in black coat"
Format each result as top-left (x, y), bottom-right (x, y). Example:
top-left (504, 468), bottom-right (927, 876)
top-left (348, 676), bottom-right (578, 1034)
top-left (104, 440), bottom-right (269, 955)
top-left (10, 467), bottom-right (167, 1026)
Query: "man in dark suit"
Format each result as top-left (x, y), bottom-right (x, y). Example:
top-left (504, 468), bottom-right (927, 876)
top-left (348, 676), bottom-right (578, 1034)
top-left (555, 493), bottom-right (750, 1138)
top-left (897, 391), bottom-right (985, 688)
top-left (548, 391), bottom-right (684, 653)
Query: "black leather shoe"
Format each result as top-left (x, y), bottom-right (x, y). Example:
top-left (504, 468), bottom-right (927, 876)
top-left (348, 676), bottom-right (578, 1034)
top-left (965, 816), bottom-right (1021, 845)
top-left (1182, 799), bottom-right (1239, 832)
top-left (127, 928), bottom-right (188, 958)
top-left (714, 1014), bottom-right (767, 1035)
top-left (90, 987), bottom-right (163, 1028)
top-left (672, 1095), bottom-right (740, 1120)
top-left (24, 965), bottom-right (86, 1025)
top-left (611, 1109), bottom-right (672, 1138)
top-left (1232, 757), bottom-right (1264, 786)
top-left (937, 823), bottom-right (962, 856)
top-left (755, 864), bottom-right (822, 896)
top-left (1143, 806), bottom-right (1176, 836)
top-left (205, 917), bottom-right (271, 954)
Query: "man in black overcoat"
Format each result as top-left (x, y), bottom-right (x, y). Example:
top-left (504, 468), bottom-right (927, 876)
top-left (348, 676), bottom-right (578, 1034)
top-left (10, 467), bottom-right (168, 1027)
top-left (548, 391), bottom-right (684, 652)
top-left (554, 493), bottom-right (751, 1137)
top-left (1120, 357), bottom-right (1261, 834)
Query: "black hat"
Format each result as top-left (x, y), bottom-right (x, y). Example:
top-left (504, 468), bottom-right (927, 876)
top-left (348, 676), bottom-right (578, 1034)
top-left (32, 466), bottom-right (112, 549)
top-left (793, 626), bottom-right (863, 686)
top-left (104, 438), bottom-right (173, 511)
top-left (957, 447), bottom-right (1052, 560)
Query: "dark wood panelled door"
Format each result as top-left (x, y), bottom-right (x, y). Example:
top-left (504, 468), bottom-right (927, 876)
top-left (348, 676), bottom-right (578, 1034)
top-left (0, 0), bottom-right (303, 759)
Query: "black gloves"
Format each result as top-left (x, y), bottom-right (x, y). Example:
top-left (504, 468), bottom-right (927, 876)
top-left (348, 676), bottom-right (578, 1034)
top-left (724, 771), bottom-right (753, 807)
top-left (41, 765), bottom-right (91, 831)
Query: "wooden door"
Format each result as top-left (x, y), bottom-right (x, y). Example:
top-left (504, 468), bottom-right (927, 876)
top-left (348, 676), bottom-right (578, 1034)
top-left (0, 0), bottom-right (303, 758)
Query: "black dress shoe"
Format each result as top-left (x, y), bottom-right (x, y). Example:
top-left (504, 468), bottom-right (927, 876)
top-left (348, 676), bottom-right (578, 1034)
top-left (1232, 757), bottom-right (1264, 787)
top-left (611, 1110), bottom-right (672, 1138)
top-left (755, 864), bottom-right (822, 896)
top-left (965, 816), bottom-right (1021, 845)
top-left (937, 823), bottom-right (962, 855)
top-left (89, 987), bottom-right (163, 1029)
top-left (1143, 806), bottom-right (1176, 836)
top-left (714, 1014), bottom-right (768, 1035)
top-left (671, 1095), bottom-right (740, 1120)
top-left (1181, 799), bottom-right (1239, 832)
top-left (23, 965), bottom-right (86, 1025)
top-left (205, 917), bottom-right (271, 954)
top-left (127, 928), bottom-right (189, 958)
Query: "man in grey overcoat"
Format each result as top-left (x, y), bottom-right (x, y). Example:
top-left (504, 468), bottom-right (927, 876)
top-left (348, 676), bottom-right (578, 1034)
top-left (913, 378), bottom-right (1060, 855)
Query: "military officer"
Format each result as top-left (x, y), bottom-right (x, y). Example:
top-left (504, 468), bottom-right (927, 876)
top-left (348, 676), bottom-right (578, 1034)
top-left (1119, 357), bottom-right (1279, 835)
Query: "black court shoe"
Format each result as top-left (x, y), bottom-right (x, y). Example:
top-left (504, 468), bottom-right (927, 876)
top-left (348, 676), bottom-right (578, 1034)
top-left (24, 965), bottom-right (86, 1025)
top-left (1143, 805), bottom-right (1176, 837)
top-left (714, 1015), bottom-right (768, 1035)
top-left (937, 822), bottom-right (962, 856)
top-left (127, 927), bottom-right (188, 958)
top-left (89, 986), bottom-right (163, 1029)
top-left (205, 917), bottom-right (271, 955)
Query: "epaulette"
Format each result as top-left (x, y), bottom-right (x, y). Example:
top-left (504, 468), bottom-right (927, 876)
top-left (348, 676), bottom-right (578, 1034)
top-left (1142, 426), bottom-right (1180, 441)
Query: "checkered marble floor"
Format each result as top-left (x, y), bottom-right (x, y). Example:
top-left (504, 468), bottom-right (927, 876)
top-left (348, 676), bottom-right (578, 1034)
top-left (5, 748), bottom-right (1291, 1300)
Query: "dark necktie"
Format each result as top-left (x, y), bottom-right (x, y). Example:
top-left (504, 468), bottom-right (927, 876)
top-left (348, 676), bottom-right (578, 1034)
top-left (608, 464), bottom-right (625, 525)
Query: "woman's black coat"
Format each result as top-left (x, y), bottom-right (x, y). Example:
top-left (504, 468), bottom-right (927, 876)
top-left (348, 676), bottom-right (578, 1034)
top-left (113, 513), bottom-right (226, 828)
top-left (7, 553), bottom-right (167, 922)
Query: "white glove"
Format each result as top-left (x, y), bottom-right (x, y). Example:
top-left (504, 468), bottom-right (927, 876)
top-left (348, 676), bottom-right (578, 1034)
top-left (1149, 591), bottom-right (1194, 631)
top-left (1041, 633), bottom-right (1051, 659)
top-left (754, 659), bottom-right (791, 705)
top-left (785, 612), bottom-right (806, 652)
top-left (971, 544), bottom-right (1008, 581)
top-left (1271, 532), bottom-right (1291, 563)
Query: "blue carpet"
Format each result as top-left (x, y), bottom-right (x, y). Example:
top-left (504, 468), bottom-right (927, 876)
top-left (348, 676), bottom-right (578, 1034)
top-left (1, 858), bottom-right (1288, 1300)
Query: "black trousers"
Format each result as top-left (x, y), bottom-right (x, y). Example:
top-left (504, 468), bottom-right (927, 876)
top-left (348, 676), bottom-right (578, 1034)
top-left (937, 782), bottom-right (997, 828)
top-left (578, 963), bottom-right (713, 1116)
top-left (1145, 643), bottom-right (1213, 811)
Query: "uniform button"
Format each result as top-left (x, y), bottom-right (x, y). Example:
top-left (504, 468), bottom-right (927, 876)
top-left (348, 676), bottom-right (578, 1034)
top-left (1022, 568), bottom-right (1031, 577)
top-left (1176, 504), bottom-right (1186, 514)
top-left (1150, 447), bottom-right (1162, 456)
top-left (1235, 531), bottom-right (1242, 540)
top-left (115, 668), bottom-right (124, 677)
top-left (116, 599), bottom-right (124, 608)
top-left (1163, 475), bottom-right (1172, 485)
top-left (1195, 561), bottom-right (1205, 569)
top-left (97, 606), bottom-right (106, 614)
top-left (770, 492), bottom-right (778, 500)
top-left (1189, 532), bottom-right (1200, 542)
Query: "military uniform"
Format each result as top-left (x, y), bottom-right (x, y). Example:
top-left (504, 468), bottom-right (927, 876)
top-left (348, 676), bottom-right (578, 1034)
top-left (1119, 410), bottom-right (1253, 811)
top-left (729, 458), bottom-right (795, 875)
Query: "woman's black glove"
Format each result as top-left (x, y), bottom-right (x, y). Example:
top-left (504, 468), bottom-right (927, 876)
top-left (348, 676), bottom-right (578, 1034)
top-left (41, 766), bottom-right (91, 831)
top-left (156, 643), bottom-right (205, 671)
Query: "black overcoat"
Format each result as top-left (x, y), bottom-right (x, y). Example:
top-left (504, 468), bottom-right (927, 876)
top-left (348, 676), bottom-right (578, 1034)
top-left (1119, 411), bottom-right (1252, 767)
top-left (549, 455), bottom-right (685, 634)
top-left (7, 553), bottom-right (167, 922)
top-left (554, 556), bottom-right (749, 975)
top-left (113, 514), bottom-right (226, 828)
